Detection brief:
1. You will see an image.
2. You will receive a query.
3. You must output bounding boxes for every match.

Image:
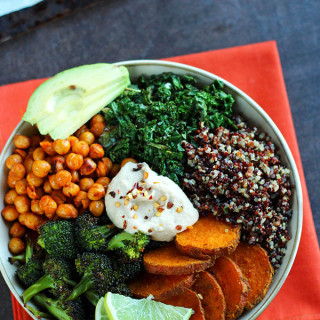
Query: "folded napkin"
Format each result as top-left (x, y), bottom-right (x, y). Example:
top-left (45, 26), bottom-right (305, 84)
top-left (1, 41), bottom-right (319, 320)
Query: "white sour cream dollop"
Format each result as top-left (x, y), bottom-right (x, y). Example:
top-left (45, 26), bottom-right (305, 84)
top-left (105, 162), bottom-right (199, 241)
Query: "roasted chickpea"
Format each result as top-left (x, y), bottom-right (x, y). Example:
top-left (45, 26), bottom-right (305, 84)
top-left (15, 179), bottom-right (28, 195)
top-left (53, 139), bottom-right (71, 155)
top-left (55, 170), bottom-right (72, 188)
top-left (5, 189), bottom-right (18, 204)
top-left (89, 144), bottom-right (104, 159)
top-left (43, 180), bottom-right (53, 193)
top-left (90, 114), bottom-right (105, 126)
top-left (23, 212), bottom-right (46, 230)
top-left (31, 200), bottom-right (44, 215)
top-left (79, 178), bottom-right (94, 191)
top-left (87, 183), bottom-right (105, 201)
top-left (48, 175), bottom-right (60, 190)
top-left (9, 163), bottom-right (26, 180)
top-left (110, 163), bottom-right (121, 178)
top-left (74, 191), bottom-right (90, 209)
top-left (40, 141), bottom-right (56, 156)
top-left (101, 157), bottom-right (113, 175)
top-left (90, 122), bottom-right (105, 138)
top-left (63, 182), bottom-right (80, 197)
top-left (66, 153), bottom-right (84, 171)
top-left (75, 124), bottom-right (89, 138)
top-left (72, 141), bottom-right (90, 157)
top-left (24, 156), bottom-right (34, 173)
top-left (27, 172), bottom-right (44, 187)
top-left (30, 135), bottom-right (42, 147)
top-left (14, 195), bottom-right (30, 214)
top-left (89, 200), bottom-right (105, 217)
top-left (9, 237), bottom-right (25, 254)
top-left (6, 154), bottom-right (23, 170)
top-left (121, 158), bottom-right (137, 167)
top-left (51, 155), bottom-right (65, 173)
top-left (39, 195), bottom-right (57, 219)
top-left (80, 158), bottom-right (97, 176)
top-left (50, 190), bottom-right (67, 205)
top-left (67, 136), bottom-right (79, 148)
top-left (96, 160), bottom-right (108, 177)
top-left (27, 186), bottom-right (44, 200)
top-left (33, 147), bottom-right (46, 161)
top-left (79, 131), bottom-right (95, 146)
top-left (95, 177), bottom-right (111, 191)
top-left (7, 175), bottom-right (17, 188)
top-left (71, 170), bottom-right (80, 183)
top-left (13, 149), bottom-right (27, 159)
top-left (32, 160), bottom-right (51, 178)
top-left (10, 222), bottom-right (26, 238)
top-left (18, 213), bottom-right (26, 225)
top-left (56, 204), bottom-right (78, 219)
top-left (2, 205), bottom-right (19, 221)
top-left (14, 135), bottom-right (31, 149)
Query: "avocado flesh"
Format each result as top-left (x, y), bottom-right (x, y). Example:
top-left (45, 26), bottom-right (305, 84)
top-left (23, 64), bottom-right (130, 139)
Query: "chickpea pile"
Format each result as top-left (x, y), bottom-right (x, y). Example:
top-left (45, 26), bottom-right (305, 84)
top-left (2, 114), bottom-right (134, 255)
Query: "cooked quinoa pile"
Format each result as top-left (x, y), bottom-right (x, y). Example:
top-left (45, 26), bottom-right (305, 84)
top-left (182, 116), bottom-right (292, 268)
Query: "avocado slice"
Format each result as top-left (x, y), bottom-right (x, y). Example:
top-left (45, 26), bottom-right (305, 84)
top-left (23, 63), bottom-right (130, 139)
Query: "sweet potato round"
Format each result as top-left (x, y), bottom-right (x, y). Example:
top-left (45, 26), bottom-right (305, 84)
top-left (208, 256), bottom-right (249, 319)
top-left (192, 271), bottom-right (226, 320)
top-left (143, 244), bottom-right (214, 275)
top-left (163, 289), bottom-right (205, 320)
top-left (228, 242), bottom-right (273, 310)
top-left (129, 272), bottom-right (194, 301)
top-left (175, 216), bottom-right (240, 259)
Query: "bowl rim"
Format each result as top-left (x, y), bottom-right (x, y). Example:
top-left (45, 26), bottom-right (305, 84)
top-left (0, 59), bottom-right (303, 320)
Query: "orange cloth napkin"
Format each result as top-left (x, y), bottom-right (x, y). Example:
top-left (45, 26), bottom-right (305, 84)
top-left (1, 41), bottom-right (319, 320)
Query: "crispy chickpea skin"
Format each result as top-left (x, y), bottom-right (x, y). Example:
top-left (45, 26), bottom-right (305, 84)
top-left (56, 204), bottom-right (78, 219)
top-left (51, 155), bottom-right (65, 173)
top-left (48, 175), bottom-right (60, 190)
top-left (72, 141), bottom-right (90, 157)
top-left (2, 205), bottom-right (19, 221)
top-left (79, 131), bottom-right (95, 146)
top-left (9, 237), bottom-right (25, 255)
top-left (10, 222), bottom-right (26, 238)
top-left (90, 122), bottom-right (105, 138)
top-left (15, 179), bottom-right (28, 195)
top-left (24, 156), bottom-right (34, 173)
top-left (27, 172), bottom-right (44, 187)
top-left (110, 163), bottom-right (121, 178)
top-left (14, 135), bottom-right (31, 149)
top-left (31, 200), bottom-right (44, 215)
top-left (14, 195), bottom-right (30, 214)
top-left (33, 147), bottom-right (46, 161)
top-left (87, 183), bottom-right (106, 201)
top-left (53, 139), bottom-right (71, 155)
top-left (6, 154), bottom-right (23, 170)
top-left (101, 157), bottom-right (113, 176)
top-left (67, 136), bottom-right (79, 148)
top-left (66, 153), bottom-right (84, 171)
top-left (74, 191), bottom-right (90, 209)
top-left (80, 158), bottom-right (97, 176)
top-left (79, 178), bottom-right (94, 191)
top-left (43, 180), bottom-right (53, 193)
top-left (96, 177), bottom-right (111, 191)
top-left (55, 170), bottom-right (72, 188)
top-left (40, 141), bottom-right (56, 156)
top-left (23, 212), bottom-right (46, 230)
top-left (39, 195), bottom-right (57, 219)
top-left (89, 200), bottom-right (105, 217)
top-left (27, 186), bottom-right (44, 200)
top-left (121, 158), bottom-right (138, 167)
top-left (32, 160), bottom-right (51, 178)
top-left (5, 189), bottom-right (18, 204)
top-left (63, 182), bottom-right (80, 197)
top-left (50, 190), bottom-right (67, 205)
top-left (14, 149), bottom-right (27, 159)
top-left (71, 170), bottom-right (80, 183)
top-left (89, 144), bottom-right (104, 159)
top-left (9, 163), bottom-right (26, 180)
top-left (96, 160), bottom-right (108, 177)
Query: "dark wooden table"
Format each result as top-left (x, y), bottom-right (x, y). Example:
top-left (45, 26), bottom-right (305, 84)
top-left (0, 0), bottom-right (319, 318)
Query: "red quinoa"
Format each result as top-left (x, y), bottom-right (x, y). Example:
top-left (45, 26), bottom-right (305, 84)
top-left (182, 117), bottom-right (292, 269)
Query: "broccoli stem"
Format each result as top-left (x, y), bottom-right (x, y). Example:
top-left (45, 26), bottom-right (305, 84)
top-left (66, 274), bottom-right (93, 301)
top-left (107, 231), bottom-right (134, 250)
top-left (22, 274), bottom-right (55, 304)
top-left (26, 304), bottom-right (54, 319)
top-left (66, 279), bottom-right (99, 306)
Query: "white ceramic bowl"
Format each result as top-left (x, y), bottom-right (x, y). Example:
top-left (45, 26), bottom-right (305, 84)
top-left (0, 60), bottom-right (303, 319)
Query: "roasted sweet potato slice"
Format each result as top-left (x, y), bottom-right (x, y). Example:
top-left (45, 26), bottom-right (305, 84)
top-left (129, 272), bottom-right (194, 301)
top-left (176, 216), bottom-right (240, 259)
top-left (228, 242), bottom-right (273, 310)
top-left (143, 243), bottom-right (214, 275)
top-left (192, 271), bottom-right (226, 320)
top-left (163, 289), bottom-right (205, 320)
top-left (208, 256), bottom-right (249, 319)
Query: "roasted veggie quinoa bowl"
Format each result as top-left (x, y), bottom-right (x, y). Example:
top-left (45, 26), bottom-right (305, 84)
top-left (0, 61), bottom-right (302, 320)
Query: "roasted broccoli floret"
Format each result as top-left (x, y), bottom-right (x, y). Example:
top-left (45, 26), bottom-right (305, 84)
top-left (107, 231), bottom-right (150, 261)
top-left (22, 257), bottom-right (73, 303)
top-left (67, 253), bottom-right (114, 300)
top-left (75, 213), bottom-right (117, 252)
top-left (38, 220), bottom-right (76, 260)
top-left (112, 260), bottom-right (142, 284)
top-left (112, 283), bottom-right (133, 297)
top-left (16, 258), bottom-right (44, 287)
top-left (32, 293), bottom-right (85, 320)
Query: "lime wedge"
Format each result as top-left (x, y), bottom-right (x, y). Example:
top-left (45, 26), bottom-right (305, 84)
top-left (104, 292), bottom-right (193, 320)
top-left (95, 297), bottom-right (110, 320)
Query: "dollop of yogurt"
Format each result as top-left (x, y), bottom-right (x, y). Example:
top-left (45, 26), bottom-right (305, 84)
top-left (105, 162), bottom-right (199, 241)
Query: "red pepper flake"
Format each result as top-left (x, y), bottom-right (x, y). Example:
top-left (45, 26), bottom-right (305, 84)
top-left (148, 187), bottom-right (152, 191)
top-left (122, 215), bottom-right (125, 218)
top-left (69, 85), bottom-right (76, 90)
top-left (133, 226), bottom-right (137, 230)
top-left (176, 225), bottom-right (182, 231)
top-left (117, 189), bottom-right (120, 195)
top-left (123, 220), bottom-right (127, 229)
top-left (149, 195), bottom-right (153, 200)
top-left (167, 202), bottom-right (174, 209)
top-left (109, 191), bottom-right (116, 198)
top-left (158, 207), bottom-right (165, 213)
top-left (148, 228), bottom-right (153, 233)
top-left (133, 195), bottom-right (137, 199)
